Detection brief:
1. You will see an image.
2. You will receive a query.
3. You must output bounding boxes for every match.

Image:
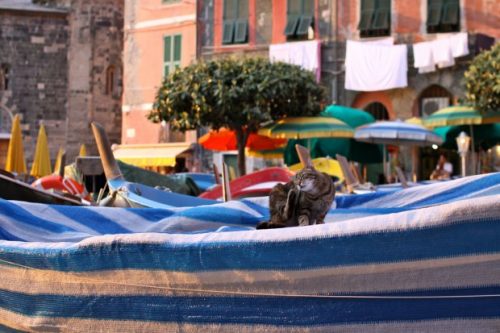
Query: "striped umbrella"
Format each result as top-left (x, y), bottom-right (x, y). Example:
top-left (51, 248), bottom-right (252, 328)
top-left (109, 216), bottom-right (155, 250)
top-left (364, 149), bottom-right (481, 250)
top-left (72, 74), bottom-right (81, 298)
top-left (355, 121), bottom-right (443, 180)
top-left (424, 106), bottom-right (500, 174)
top-left (423, 106), bottom-right (500, 128)
top-left (258, 117), bottom-right (354, 140)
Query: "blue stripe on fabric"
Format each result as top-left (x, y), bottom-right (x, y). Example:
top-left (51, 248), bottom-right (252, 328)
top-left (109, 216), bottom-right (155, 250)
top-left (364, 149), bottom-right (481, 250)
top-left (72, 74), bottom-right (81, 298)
top-left (0, 323), bottom-right (26, 333)
top-left (241, 199), bottom-right (270, 218)
top-left (0, 288), bottom-right (499, 326)
top-left (407, 173), bottom-right (500, 208)
top-left (175, 206), bottom-right (264, 226)
top-left (49, 205), bottom-right (134, 234)
top-left (331, 286), bottom-right (500, 297)
top-left (0, 217), bottom-right (499, 272)
top-left (0, 200), bottom-right (76, 234)
top-left (119, 207), bottom-right (176, 222)
top-left (335, 191), bottom-right (392, 208)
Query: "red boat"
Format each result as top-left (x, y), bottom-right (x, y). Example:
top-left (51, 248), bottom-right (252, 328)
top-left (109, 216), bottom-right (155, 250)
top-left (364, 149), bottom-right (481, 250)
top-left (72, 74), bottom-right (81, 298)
top-left (198, 167), bottom-right (293, 200)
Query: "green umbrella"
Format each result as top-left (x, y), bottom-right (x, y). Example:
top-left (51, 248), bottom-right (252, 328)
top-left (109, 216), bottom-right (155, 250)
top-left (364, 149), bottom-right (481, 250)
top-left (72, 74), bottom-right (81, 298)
top-left (258, 117), bottom-right (354, 140)
top-left (435, 123), bottom-right (500, 150)
top-left (425, 106), bottom-right (500, 173)
top-left (321, 105), bottom-right (376, 128)
top-left (285, 105), bottom-right (383, 164)
top-left (423, 106), bottom-right (500, 128)
top-left (284, 138), bottom-right (383, 165)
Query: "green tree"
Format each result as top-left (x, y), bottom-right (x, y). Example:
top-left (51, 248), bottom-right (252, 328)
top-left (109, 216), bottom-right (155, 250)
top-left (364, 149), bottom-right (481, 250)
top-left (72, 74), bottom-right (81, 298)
top-left (150, 57), bottom-right (326, 175)
top-left (464, 43), bottom-right (500, 114)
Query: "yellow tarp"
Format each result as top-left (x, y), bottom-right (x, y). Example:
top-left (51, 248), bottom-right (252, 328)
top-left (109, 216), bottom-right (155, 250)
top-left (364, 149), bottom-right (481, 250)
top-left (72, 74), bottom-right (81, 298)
top-left (112, 143), bottom-right (191, 167)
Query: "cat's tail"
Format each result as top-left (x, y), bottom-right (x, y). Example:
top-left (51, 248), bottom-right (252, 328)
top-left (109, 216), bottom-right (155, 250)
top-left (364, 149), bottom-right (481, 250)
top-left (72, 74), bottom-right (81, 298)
top-left (256, 221), bottom-right (286, 230)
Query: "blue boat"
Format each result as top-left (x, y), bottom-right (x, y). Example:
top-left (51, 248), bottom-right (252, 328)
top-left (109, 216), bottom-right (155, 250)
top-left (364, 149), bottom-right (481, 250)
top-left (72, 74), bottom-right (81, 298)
top-left (92, 122), bottom-right (216, 209)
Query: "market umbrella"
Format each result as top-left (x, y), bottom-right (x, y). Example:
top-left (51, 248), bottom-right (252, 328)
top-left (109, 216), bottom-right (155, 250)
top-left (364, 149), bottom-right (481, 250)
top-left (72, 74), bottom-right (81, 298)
top-left (423, 105), bottom-right (500, 128)
top-left (199, 128), bottom-right (286, 151)
top-left (321, 105), bottom-right (376, 128)
top-left (355, 120), bottom-right (443, 180)
top-left (5, 114), bottom-right (27, 175)
top-left (434, 123), bottom-right (500, 151)
top-left (30, 124), bottom-right (52, 178)
top-left (79, 144), bottom-right (87, 157)
top-left (424, 105), bottom-right (500, 174)
top-left (258, 117), bottom-right (354, 140)
top-left (285, 106), bottom-right (382, 165)
top-left (246, 147), bottom-right (285, 160)
top-left (53, 147), bottom-right (65, 175)
top-left (289, 157), bottom-right (344, 182)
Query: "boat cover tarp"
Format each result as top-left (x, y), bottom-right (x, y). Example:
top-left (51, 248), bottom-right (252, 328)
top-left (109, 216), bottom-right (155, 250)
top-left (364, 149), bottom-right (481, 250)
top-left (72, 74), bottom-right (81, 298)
top-left (0, 173), bottom-right (500, 332)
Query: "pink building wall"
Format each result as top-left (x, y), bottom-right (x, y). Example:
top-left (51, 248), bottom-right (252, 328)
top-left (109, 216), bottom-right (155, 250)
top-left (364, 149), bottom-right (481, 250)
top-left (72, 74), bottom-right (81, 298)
top-left (122, 0), bottom-right (197, 145)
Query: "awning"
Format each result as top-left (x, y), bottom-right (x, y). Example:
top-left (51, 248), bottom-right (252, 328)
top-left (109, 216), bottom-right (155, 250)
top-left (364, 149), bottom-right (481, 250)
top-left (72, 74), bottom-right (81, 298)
top-left (112, 143), bottom-right (191, 167)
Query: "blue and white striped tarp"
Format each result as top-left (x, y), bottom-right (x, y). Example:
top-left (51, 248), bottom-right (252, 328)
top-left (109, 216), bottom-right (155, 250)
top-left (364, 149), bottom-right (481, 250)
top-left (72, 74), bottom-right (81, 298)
top-left (1, 173), bottom-right (500, 332)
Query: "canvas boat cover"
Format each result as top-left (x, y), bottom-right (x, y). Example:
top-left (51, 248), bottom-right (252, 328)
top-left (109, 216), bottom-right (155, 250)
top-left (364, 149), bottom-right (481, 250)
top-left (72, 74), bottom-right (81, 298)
top-left (0, 173), bottom-right (499, 332)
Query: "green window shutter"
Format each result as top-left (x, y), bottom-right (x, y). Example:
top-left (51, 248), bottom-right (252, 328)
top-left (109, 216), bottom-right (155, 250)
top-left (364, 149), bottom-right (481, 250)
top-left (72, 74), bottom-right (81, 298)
top-left (372, 0), bottom-right (390, 29)
top-left (303, 0), bottom-right (314, 15)
top-left (441, 0), bottom-right (459, 24)
top-left (296, 15), bottom-right (313, 35)
top-left (224, 0), bottom-right (237, 19)
top-left (223, 20), bottom-right (235, 44)
top-left (173, 35), bottom-right (181, 62)
top-left (237, 0), bottom-right (249, 19)
top-left (164, 65), bottom-right (169, 77)
top-left (287, 0), bottom-right (301, 15)
top-left (358, 0), bottom-right (376, 30)
top-left (164, 36), bottom-right (172, 62)
top-left (284, 16), bottom-right (300, 36)
top-left (234, 19), bottom-right (248, 43)
top-left (427, 0), bottom-right (443, 27)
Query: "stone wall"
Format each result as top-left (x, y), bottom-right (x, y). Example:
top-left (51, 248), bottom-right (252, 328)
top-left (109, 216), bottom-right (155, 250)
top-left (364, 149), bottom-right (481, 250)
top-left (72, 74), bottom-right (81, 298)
top-left (66, 0), bottom-right (124, 160)
top-left (0, 9), bottom-right (69, 166)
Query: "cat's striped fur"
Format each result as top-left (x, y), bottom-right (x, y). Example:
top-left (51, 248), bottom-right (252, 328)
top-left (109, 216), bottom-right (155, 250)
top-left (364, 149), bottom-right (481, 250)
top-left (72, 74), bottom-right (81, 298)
top-left (257, 166), bottom-right (335, 229)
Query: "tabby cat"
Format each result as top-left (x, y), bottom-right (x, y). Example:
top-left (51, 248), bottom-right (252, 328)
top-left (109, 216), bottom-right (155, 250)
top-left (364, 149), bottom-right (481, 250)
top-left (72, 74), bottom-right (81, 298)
top-left (256, 167), bottom-right (335, 229)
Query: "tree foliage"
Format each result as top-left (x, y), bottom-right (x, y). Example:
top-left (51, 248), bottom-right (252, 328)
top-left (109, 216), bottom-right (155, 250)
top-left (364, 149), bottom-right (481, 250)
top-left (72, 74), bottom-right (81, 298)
top-left (464, 43), bottom-right (500, 114)
top-left (150, 57), bottom-right (326, 175)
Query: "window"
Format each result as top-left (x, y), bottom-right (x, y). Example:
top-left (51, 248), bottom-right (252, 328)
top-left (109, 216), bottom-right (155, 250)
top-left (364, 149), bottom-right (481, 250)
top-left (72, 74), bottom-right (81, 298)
top-left (0, 64), bottom-right (10, 91)
top-left (358, 0), bottom-right (391, 38)
top-left (223, 0), bottom-right (248, 45)
top-left (105, 66), bottom-right (115, 95)
top-left (364, 102), bottom-right (389, 120)
top-left (419, 85), bottom-right (451, 117)
top-left (285, 0), bottom-right (314, 40)
top-left (427, 0), bottom-right (460, 33)
top-left (164, 35), bottom-right (182, 76)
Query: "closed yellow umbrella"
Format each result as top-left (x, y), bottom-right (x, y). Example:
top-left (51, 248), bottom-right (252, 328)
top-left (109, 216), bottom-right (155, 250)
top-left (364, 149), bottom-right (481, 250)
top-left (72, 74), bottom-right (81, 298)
top-left (5, 114), bottom-right (27, 174)
top-left (30, 124), bottom-right (52, 178)
top-left (53, 147), bottom-right (65, 174)
top-left (79, 144), bottom-right (87, 157)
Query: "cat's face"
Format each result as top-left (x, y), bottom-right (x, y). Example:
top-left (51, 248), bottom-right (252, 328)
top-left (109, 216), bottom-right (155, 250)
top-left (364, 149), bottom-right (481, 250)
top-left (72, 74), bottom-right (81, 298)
top-left (293, 167), bottom-right (319, 193)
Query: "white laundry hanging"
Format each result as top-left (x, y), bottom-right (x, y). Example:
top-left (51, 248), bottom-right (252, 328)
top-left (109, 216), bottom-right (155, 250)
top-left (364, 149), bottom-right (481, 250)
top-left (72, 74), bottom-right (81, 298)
top-left (269, 40), bottom-right (321, 81)
top-left (345, 40), bottom-right (408, 91)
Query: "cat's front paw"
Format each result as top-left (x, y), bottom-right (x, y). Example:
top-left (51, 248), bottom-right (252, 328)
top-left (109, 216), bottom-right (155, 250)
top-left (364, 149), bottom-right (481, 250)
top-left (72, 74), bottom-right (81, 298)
top-left (298, 215), bottom-right (310, 226)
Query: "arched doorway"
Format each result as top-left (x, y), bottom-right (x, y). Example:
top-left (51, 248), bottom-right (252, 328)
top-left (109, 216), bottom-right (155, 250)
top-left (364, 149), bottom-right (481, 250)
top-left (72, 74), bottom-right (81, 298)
top-left (363, 102), bottom-right (390, 120)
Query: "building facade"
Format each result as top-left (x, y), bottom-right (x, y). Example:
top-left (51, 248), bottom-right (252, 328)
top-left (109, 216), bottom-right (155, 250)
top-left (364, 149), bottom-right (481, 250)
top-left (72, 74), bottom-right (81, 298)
top-left (0, 0), bottom-right (123, 168)
top-left (122, 0), bottom-right (197, 145)
top-left (199, 0), bottom-right (499, 178)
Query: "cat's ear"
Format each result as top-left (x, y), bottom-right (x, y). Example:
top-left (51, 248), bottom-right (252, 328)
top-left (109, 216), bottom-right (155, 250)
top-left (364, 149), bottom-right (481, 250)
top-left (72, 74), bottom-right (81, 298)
top-left (295, 144), bottom-right (314, 169)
